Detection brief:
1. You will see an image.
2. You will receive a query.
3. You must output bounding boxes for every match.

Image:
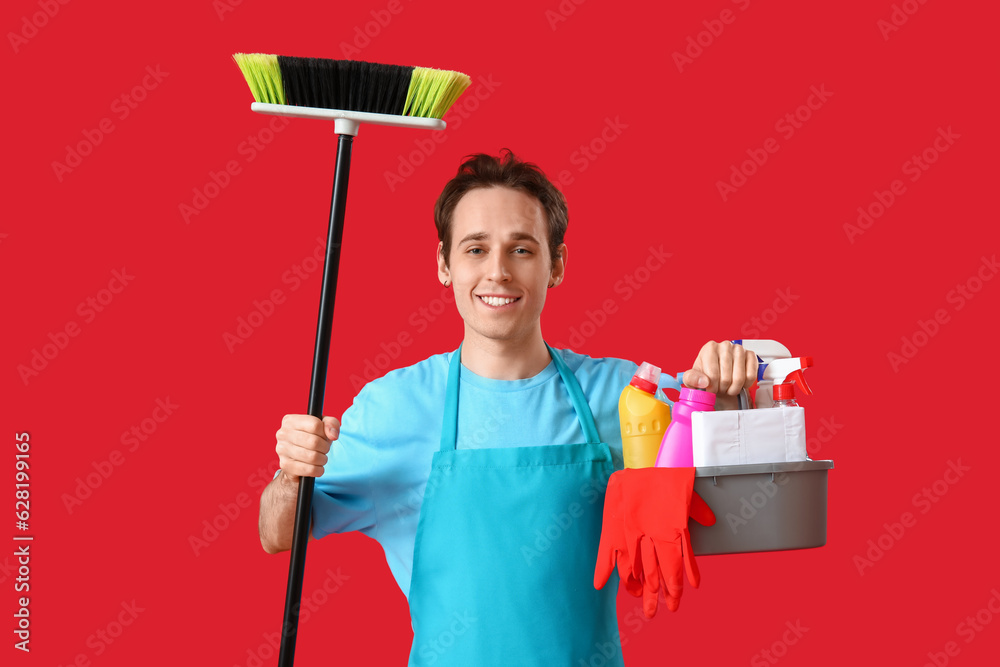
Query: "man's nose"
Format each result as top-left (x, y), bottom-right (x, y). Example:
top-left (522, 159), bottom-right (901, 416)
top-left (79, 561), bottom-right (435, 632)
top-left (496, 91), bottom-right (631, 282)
top-left (488, 253), bottom-right (512, 281)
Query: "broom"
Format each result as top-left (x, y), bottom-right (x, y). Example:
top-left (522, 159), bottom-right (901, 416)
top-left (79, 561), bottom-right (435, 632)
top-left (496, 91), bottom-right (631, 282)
top-left (233, 53), bottom-right (470, 667)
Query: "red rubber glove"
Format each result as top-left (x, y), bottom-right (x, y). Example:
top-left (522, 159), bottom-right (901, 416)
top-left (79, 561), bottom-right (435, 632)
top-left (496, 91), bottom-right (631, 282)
top-left (594, 467), bottom-right (716, 618)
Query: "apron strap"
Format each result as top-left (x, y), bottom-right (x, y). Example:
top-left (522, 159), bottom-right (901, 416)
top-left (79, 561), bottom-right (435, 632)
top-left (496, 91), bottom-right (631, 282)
top-left (544, 343), bottom-right (601, 445)
top-left (439, 344), bottom-right (463, 452)
top-left (440, 343), bottom-right (602, 452)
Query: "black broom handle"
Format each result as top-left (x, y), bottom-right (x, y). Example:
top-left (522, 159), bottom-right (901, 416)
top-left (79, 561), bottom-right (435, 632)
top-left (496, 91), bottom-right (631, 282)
top-left (279, 133), bottom-right (354, 667)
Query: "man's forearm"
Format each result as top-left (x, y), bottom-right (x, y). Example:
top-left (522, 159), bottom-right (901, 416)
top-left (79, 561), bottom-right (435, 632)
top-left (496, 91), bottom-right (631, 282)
top-left (259, 471), bottom-right (305, 554)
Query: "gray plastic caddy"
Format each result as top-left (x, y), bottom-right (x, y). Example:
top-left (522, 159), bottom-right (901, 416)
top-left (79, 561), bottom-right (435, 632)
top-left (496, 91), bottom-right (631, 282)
top-left (689, 459), bottom-right (834, 555)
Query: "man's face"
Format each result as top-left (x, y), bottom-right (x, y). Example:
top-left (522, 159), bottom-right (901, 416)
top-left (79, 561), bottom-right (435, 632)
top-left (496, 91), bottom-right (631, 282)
top-left (438, 186), bottom-right (565, 347)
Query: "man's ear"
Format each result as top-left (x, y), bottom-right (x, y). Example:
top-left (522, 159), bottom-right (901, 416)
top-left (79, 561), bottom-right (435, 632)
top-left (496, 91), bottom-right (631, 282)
top-left (549, 243), bottom-right (567, 287)
top-left (437, 241), bottom-right (450, 284)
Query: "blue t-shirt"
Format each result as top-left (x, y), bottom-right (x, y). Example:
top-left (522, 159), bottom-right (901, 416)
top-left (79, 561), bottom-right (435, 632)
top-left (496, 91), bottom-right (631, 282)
top-left (311, 347), bottom-right (677, 599)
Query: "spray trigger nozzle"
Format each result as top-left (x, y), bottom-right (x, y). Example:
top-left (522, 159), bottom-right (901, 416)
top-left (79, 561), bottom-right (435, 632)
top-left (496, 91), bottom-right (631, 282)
top-left (786, 368), bottom-right (813, 395)
top-left (759, 356), bottom-right (815, 405)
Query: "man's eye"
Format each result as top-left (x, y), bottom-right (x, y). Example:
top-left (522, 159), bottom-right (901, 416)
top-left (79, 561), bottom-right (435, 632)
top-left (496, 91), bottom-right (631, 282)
top-left (468, 248), bottom-right (484, 255)
top-left (513, 248), bottom-right (532, 255)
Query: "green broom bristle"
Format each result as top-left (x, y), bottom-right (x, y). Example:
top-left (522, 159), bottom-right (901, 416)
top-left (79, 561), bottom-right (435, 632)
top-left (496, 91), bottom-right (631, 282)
top-left (405, 67), bottom-right (472, 119)
top-left (232, 53), bottom-right (470, 120)
top-left (232, 53), bottom-right (285, 105)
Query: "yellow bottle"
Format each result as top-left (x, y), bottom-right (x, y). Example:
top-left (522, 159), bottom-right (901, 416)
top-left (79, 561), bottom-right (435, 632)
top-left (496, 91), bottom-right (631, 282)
top-left (619, 362), bottom-right (672, 468)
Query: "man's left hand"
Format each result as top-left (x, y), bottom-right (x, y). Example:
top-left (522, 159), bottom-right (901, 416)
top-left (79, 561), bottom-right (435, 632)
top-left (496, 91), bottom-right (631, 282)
top-left (680, 341), bottom-right (758, 410)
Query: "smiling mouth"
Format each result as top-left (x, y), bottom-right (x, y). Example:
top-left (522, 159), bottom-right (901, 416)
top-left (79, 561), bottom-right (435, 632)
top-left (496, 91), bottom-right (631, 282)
top-left (477, 295), bottom-right (521, 307)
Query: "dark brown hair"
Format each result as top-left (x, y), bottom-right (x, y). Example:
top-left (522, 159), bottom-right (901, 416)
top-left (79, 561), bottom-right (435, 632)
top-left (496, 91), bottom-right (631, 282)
top-left (434, 149), bottom-right (568, 266)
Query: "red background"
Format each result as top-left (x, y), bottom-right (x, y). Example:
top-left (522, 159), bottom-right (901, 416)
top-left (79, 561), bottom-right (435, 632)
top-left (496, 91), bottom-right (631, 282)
top-left (4, 0), bottom-right (998, 665)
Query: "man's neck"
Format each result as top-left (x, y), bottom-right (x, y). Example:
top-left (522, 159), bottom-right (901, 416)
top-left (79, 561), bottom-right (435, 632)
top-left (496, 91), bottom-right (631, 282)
top-left (459, 329), bottom-right (551, 380)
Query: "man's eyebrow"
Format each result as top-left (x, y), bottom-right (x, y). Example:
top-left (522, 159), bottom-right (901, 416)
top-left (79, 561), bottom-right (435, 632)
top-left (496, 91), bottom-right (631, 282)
top-left (457, 232), bottom-right (488, 245)
top-left (457, 231), bottom-right (541, 245)
top-left (508, 232), bottom-right (541, 244)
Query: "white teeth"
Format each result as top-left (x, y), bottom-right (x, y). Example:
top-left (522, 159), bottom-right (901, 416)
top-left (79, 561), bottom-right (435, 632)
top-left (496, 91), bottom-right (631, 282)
top-left (479, 296), bottom-right (517, 307)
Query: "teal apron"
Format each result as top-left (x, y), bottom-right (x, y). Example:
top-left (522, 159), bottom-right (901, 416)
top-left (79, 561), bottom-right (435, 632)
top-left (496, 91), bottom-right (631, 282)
top-left (407, 343), bottom-right (623, 666)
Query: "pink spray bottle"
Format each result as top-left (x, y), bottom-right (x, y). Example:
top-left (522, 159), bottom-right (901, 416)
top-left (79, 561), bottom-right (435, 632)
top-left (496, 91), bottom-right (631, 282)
top-left (654, 386), bottom-right (716, 467)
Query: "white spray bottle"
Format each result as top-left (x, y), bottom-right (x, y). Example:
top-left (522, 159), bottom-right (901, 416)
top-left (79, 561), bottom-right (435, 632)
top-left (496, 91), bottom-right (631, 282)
top-left (732, 339), bottom-right (792, 409)
top-left (756, 356), bottom-right (814, 408)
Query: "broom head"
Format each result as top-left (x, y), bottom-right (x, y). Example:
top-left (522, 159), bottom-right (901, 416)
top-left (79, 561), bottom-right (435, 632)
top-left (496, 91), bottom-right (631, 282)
top-left (232, 53), bottom-right (471, 121)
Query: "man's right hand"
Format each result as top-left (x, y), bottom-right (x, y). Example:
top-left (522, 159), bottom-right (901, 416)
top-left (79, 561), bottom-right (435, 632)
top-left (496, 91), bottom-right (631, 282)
top-left (260, 414), bottom-right (339, 553)
top-left (275, 414), bottom-right (339, 484)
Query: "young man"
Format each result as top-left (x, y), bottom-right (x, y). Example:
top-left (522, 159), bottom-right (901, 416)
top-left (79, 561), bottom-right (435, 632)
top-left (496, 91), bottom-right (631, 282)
top-left (259, 150), bottom-right (756, 665)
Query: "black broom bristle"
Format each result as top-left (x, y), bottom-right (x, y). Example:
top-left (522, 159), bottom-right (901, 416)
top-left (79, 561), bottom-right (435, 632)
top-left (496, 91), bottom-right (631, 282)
top-left (234, 53), bottom-right (471, 119)
top-left (279, 57), bottom-right (415, 115)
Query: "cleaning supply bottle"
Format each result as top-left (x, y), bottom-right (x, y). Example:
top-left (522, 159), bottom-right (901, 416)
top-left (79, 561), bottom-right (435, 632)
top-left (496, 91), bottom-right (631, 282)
top-left (732, 339), bottom-right (792, 409)
top-left (619, 362), bottom-right (672, 468)
top-left (654, 387), bottom-right (716, 467)
top-left (758, 357), bottom-right (813, 408)
top-left (731, 339), bottom-right (791, 363)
